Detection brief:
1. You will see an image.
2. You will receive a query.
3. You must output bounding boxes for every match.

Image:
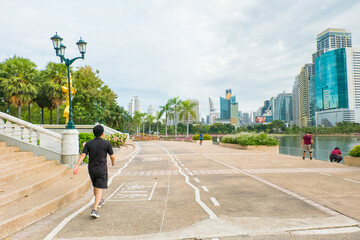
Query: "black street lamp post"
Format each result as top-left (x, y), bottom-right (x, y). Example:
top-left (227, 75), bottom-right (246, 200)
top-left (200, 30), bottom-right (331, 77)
top-left (50, 32), bottom-right (87, 129)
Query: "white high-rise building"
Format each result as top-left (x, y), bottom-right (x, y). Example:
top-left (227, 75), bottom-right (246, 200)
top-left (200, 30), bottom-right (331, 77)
top-left (191, 99), bottom-right (200, 122)
top-left (209, 97), bottom-right (217, 124)
top-left (128, 96), bottom-right (141, 116)
top-left (147, 105), bottom-right (156, 117)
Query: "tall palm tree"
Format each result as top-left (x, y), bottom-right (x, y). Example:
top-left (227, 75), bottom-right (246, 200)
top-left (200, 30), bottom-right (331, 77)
top-left (168, 97), bottom-right (182, 137)
top-left (179, 99), bottom-right (197, 138)
top-left (133, 111), bottom-right (142, 136)
top-left (0, 56), bottom-right (38, 119)
top-left (43, 62), bottom-right (68, 124)
top-left (159, 102), bottom-right (172, 137)
top-left (146, 114), bottom-right (156, 135)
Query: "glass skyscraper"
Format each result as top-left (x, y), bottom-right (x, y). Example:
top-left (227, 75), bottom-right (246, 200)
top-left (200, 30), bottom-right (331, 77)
top-left (315, 48), bottom-right (348, 111)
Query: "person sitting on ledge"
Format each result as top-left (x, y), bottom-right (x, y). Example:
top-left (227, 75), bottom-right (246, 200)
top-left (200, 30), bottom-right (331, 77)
top-left (329, 147), bottom-right (343, 163)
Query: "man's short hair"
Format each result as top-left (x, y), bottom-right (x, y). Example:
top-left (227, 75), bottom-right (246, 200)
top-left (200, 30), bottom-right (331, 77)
top-left (93, 125), bottom-right (104, 138)
top-left (308, 132), bottom-right (312, 134)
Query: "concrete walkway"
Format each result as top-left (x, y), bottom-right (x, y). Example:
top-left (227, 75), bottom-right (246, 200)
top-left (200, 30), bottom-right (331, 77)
top-left (9, 141), bottom-right (360, 239)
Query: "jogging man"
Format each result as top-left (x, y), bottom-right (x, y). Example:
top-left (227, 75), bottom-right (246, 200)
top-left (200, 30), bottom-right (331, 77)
top-left (301, 132), bottom-right (314, 160)
top-left (73, 125), bottom-right (115, 218)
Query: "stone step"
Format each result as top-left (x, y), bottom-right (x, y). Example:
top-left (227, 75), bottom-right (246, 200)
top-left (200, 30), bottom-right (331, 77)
top-left (0, 146), bottom-right (19, 154)
top-left (0, 156), bottom-right (46, 172)
top-left (0, 166), bottom-right (90, 239)
top-left (0, 151), bottom-right (34, 161)
top-left (0, 164), bottom-right (67, 207)
top-left (0, 160), bottom-right (58, 185)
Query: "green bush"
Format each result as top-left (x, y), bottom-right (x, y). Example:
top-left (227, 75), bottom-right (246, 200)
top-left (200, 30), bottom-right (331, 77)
top-left (78, 133), bottom-right (95, 164)
top-left (103, 133), bottom-right (128, 147)
top-left (193, 134), bottom-right (212, 140)
top-left (349, 145), bottom-right (360, 157)
top-left (222, 133), bottom-right (279, 146)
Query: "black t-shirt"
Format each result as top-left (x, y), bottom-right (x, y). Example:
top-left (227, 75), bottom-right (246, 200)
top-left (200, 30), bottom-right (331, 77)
top-left (82, 137), bottom-right (114, 173)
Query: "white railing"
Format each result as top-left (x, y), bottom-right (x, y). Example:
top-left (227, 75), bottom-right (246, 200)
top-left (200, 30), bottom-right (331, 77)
top-left (0, 112), bottom-right (62, 154)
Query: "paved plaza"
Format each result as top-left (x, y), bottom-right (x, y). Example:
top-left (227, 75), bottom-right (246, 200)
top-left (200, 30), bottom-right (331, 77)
top-left (10, 141), bottom-right (360, 239)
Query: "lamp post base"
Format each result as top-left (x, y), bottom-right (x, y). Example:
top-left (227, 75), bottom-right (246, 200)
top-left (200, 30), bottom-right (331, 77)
top-left (61, 129), bottom-right (79, 168)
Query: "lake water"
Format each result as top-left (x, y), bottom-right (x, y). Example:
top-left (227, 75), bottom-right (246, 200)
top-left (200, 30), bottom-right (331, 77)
top-left (278, 136), bottom-right (360, 162)
top-left (213, 135), bottom-right (360, 163)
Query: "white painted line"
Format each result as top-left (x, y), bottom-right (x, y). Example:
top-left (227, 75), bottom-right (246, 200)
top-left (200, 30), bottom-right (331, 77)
top-left (319, 173), bottom-right (332, 176)
top-left (148, 182), bottom-right (158, 200)
top-left (292, 226), bottom-right (360, 235)
top-left (181, 164), bottom-right (185, 167)
top-left (189, 172), bottom-right (194, 176)
top-left (344, 178), bottom-right (360, 184)
top-left (284, 164), bottom-right (292, 166)
top-left (210, 197), bottom-right (220, 206)
top-left (44, 143), bottom-right (140, 240)
top-left (211, 238), bottom-right (220, 240)
top-left (194, 178), bottom-right (200, 183)
top-left (202, 186), bottom-right (209, 192)
top-left (185, 168), bottom-right (189, 170)
top-left (158, 145), bottom-right (217, 219)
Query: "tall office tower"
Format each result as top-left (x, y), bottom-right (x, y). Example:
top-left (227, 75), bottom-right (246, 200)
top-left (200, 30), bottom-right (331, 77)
top-left (209, 97), bottom-right (216, 124)
top-left (261, 100), bottom-right (270, 115)
top-left (298, 64), bottom-right (312, 127)
top-left (309, 28), bottom-right (353, 125)
top-left (147, 105), bottom-right (156, 117)
top-left (220, 89), bottom-right (236, 120)
top-left (191, 99), bottom-right (200, 122)
top-left (128, 102), bottom-right (133, 116)
top-left (230, 102), bottom-right (239, 125)
top-left (273, 92), bottom-right (293, 124)
top-left (315, 47), bottom-right (360, 126)
top-left (292, 76), bottom-right (300, 127)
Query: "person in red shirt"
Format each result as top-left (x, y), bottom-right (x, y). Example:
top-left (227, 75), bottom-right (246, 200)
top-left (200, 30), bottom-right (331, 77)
top-left (301, 132), bottom-right (314, 160)
top-left (329, 147), bottom-right (342, 163)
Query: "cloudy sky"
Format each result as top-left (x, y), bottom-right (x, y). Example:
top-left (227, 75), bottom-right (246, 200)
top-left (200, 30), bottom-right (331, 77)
top-left (1, 0), bottom-right (360, 118)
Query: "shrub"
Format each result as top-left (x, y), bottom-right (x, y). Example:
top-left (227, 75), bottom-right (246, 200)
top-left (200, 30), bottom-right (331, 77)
top-left (103, 133), bottom-right (128, 147)
top-left (222, 132), bottom-right (279, 146)
top-left (193, 134), bottom-right (212, 140)
top-left (349, 145), bottom-right (360, 157)
top-left (78, 133), bottom-right (95, 164)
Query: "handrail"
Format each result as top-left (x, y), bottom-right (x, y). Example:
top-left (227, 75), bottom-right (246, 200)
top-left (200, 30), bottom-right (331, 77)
top-left (0, 112), bottom-right (62, 139)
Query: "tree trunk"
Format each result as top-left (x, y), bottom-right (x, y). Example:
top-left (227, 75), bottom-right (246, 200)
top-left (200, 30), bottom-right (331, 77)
top-left (50, 109), bottom-right (53, 124)
top-left (56, 105), bottom-right (60, 124)
top-left (165, 116), bottom-right (168, 137)
top-left (157, 123), bottom-right (159, 135)
top-left (186, 113), bottom-right (190, 138)
top-left (142, 122), bottom-right (144, 135)
top-left (175, 107), bottom-right (177, 137)
top-left (28, 103), bottom-right (31, 122)
top-left (18, 105), bottom-right (21, 119)
top-left (149, 123), bottom-right (151, 135)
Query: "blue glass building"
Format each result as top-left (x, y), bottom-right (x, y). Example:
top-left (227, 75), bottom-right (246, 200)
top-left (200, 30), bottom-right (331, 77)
top-left (220, 95), bottom-right (236, 119)
top-left (315, 48), bottom-right (348, 111)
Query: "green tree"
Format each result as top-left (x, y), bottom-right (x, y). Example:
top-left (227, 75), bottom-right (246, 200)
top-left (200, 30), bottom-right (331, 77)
top-left (159, 102), bottom-right (172, 137)
top-left (179, 99), bottom-right (197, 138)
top-left (0, 56), bottom-right (38, 118)
top-left (168, 97), bottom-right (182, 137)
top-left (146, 114), bottom-right (156, 134)
top-left (42, 62), bottom-right (68, 124)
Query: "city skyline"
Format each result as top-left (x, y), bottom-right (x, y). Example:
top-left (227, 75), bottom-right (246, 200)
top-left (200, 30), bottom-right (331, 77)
top-left (1, 1), bottom-right (360, 118)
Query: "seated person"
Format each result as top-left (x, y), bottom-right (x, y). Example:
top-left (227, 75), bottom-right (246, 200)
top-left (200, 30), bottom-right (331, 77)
top-left (329, 147), bottom-right (342, 163)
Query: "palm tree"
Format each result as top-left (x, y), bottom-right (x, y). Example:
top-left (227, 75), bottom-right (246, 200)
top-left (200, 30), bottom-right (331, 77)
top-left (0, 56), bottom-right (38, 119)
top-left (159, 102), bottom-right (172, 137)
top-left (133, 111), bottom-right (142, 136)
top-left (43, 62), bottom-right (68, 124)
top-left (179, 99), bottom-right (197, 138)
top-left (168, 97), bottom-right (182, 137)
top-left (146, 114), bottom-right (156, 135)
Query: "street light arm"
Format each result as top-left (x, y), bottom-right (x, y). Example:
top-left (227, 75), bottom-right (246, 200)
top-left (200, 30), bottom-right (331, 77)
top-left (68, 56), bottom-right (84, 65)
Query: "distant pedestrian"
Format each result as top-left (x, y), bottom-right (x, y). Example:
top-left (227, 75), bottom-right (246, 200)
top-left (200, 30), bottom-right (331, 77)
top-left (73, 125), bottom-right (115, 218)
top-left (329, 147), bottom-right (343, 163)
top-left (217, 136), bottom-right (220, 145)
top-left (302, 132), bottom-right (314, 160)
top-left (199, 132), bottom-right (204, 145)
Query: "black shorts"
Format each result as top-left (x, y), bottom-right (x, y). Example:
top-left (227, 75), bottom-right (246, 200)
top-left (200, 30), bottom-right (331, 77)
top-left (89, 171), bottom-right (108, 189)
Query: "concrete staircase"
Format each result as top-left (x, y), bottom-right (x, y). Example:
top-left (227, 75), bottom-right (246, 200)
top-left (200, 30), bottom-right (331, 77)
top-left (0, 142), bottom-right (90, 239)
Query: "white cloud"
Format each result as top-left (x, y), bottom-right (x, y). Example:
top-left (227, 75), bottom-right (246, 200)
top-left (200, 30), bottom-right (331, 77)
top-left (1, 0), bottom-right (360, 118)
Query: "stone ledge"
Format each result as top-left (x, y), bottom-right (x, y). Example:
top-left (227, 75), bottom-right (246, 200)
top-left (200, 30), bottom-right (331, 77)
top-left (344, 156), bottom-right (360, 167)
top-left (219, 142), bottom-right (279, 153)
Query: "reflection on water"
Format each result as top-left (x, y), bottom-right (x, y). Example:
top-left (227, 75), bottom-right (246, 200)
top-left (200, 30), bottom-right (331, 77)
top-left (279, 136), bottom-right (360, 162)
